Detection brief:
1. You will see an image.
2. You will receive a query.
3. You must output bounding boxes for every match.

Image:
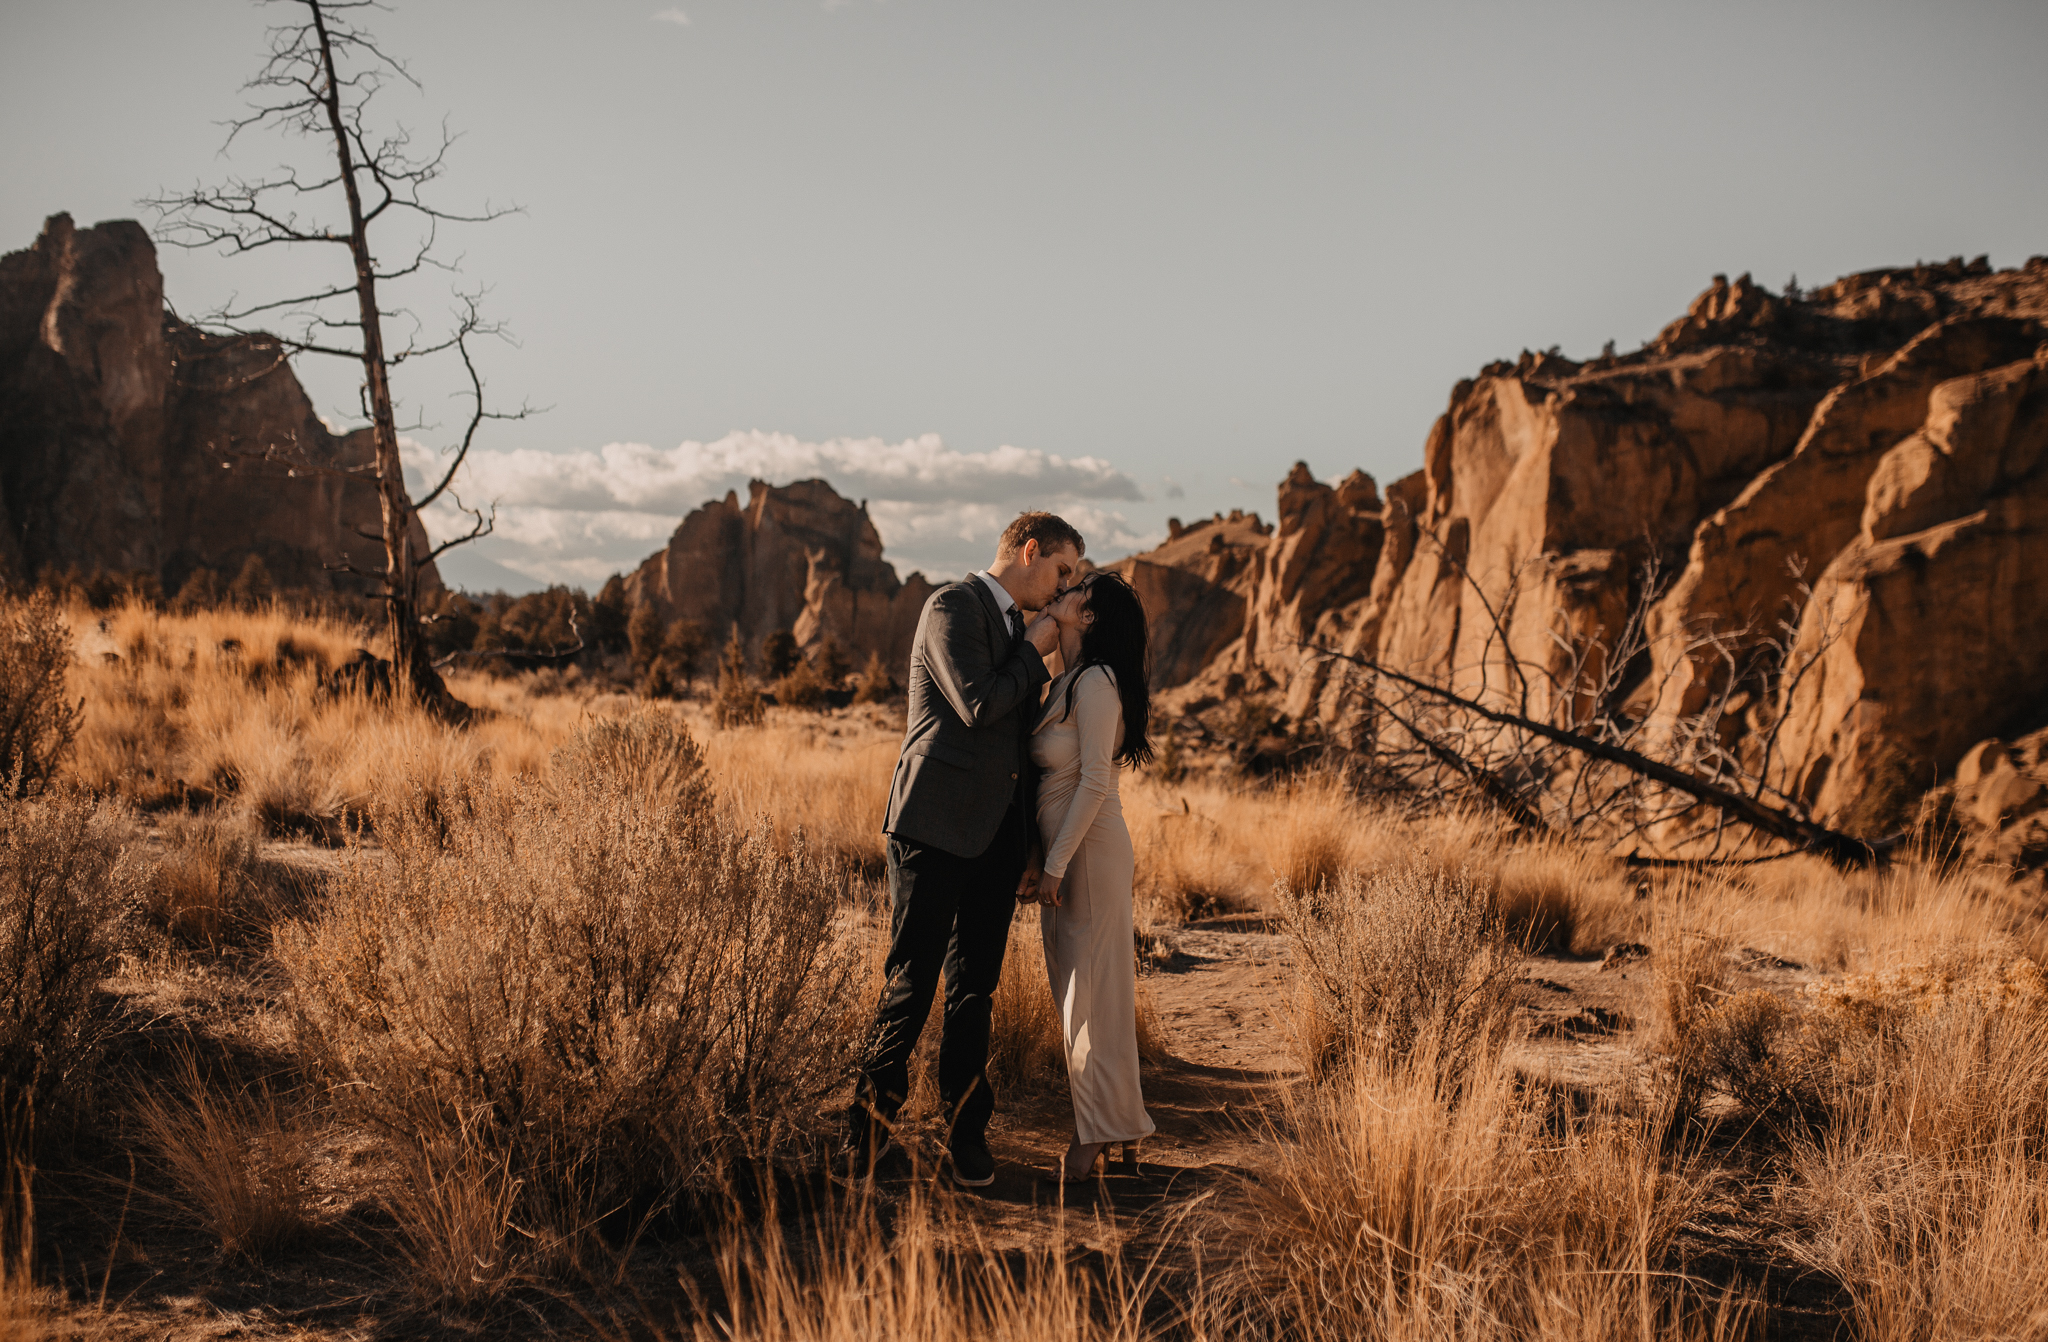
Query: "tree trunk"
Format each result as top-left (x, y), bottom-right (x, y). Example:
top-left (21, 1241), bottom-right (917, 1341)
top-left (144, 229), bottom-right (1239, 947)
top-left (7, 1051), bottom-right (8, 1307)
top-left (310, 2), bottom-right (450, 712)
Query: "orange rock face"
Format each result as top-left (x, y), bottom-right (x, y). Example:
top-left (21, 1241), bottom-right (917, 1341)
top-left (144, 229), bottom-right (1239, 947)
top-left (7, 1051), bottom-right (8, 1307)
top-left (0, 214), bottom-right (439, 595)
top-left (624, 478), bottom-right (936, 672)
top-left (1126, 256), bottom-right (2048, 847)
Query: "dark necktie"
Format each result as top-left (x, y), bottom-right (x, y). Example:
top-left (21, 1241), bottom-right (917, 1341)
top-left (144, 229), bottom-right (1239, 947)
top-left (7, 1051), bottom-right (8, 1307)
top-left (1008, 608), bottom-right (1025, 648)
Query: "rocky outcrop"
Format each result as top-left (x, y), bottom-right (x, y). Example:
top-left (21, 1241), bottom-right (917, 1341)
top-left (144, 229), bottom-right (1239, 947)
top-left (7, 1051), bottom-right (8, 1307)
top-left (623, 478), bottom-right (936, 672)
top-left (1124, 255), bottom-right (2048, 849)
top-left (0, 214), bottom-right (438, 595)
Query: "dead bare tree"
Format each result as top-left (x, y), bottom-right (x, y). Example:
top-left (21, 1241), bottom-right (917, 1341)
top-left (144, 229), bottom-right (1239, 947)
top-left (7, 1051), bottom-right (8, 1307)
top-left (146, 0), bottom-right (529, 713)
top-left (1309, 535), bottom-right (1887, 868)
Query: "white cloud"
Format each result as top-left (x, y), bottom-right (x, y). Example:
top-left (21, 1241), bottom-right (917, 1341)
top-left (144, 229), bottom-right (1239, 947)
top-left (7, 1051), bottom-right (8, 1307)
top-left (650, 7), bottom-right (690, 24)
top-left (403, 431), bottom-right (1151, 591)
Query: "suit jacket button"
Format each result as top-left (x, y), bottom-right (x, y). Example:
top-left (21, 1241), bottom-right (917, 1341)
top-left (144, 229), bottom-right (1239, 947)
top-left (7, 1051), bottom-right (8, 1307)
top-left (1010, 772), bottom-right (1019, 780)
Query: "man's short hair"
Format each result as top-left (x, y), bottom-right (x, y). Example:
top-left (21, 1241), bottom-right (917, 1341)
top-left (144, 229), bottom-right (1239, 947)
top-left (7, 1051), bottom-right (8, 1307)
top-left (997, 511), bottom-right (1085, 560)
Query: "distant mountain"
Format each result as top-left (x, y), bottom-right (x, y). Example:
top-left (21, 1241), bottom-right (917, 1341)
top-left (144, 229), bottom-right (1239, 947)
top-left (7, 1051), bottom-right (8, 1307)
top-left (623, 476), bottom-right (936, 676)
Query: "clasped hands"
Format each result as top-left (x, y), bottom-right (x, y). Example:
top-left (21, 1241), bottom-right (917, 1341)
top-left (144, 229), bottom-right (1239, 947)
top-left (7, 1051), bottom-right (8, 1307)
top-left (1016, 856), bottom-right (1063, 907)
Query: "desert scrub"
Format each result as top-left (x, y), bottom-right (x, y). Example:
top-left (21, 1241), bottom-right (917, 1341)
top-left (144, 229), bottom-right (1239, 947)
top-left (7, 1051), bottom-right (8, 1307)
top-left (0, 793), bottom-right (132, 1140)
top-left (1278, 861), bottom-right (1519, 1078)
top-left (276, 713), bottom-right (858, 1247)
top-left (0, 592), bottom-right (83, 798)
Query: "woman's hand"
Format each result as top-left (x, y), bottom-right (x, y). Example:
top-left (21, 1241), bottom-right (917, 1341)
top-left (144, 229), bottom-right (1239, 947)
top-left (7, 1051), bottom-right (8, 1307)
top-left (1036, 869), bottom-right (1064, 907)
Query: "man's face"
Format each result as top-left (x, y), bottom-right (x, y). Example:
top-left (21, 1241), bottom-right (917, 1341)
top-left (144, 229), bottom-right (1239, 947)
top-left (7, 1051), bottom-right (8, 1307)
top-left (1019, 541), bottom-right (1081, 610)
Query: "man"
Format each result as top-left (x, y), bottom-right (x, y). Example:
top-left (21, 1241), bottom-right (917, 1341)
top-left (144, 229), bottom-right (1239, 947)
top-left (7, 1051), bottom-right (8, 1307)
top-left (848, 511), bottom-right (1084, 1186)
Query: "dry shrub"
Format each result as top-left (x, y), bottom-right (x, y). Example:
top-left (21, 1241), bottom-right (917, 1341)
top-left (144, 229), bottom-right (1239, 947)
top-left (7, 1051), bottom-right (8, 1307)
top-left (769, 659), bottom-right (828, 712)
top-left (1654, 917), bottom-right (1734, 1124)
top-left (0, 795), bottom-right (130, 1137)
top-left (1791, 992), bottom-right (2048, 1340)
top-left (128, 1056), bottom-right (312, 1263)
top-left (550, 707), bottom-right (714, 814)
top-left (0, 594), bottom-right (82, 799)
top-left (276, 714), bottom-right (859, 1269)
top-left (1250, 1044), bottom-right (1747, 1340)
top-left (145, 812), bottom-right (306, 950)
top-left (1278, 862), bottom-right (1519, 1078)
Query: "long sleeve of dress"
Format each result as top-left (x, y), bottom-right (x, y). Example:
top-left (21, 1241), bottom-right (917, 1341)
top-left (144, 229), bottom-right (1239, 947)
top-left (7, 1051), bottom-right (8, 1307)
top-left (1041, 667), bottom-right (1122, 881)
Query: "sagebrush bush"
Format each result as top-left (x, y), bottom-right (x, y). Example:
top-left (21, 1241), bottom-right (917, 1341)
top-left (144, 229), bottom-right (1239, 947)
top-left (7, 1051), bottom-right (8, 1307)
top-left (276, 713), bottom-right (858, 1249)
top-left (1278, 862), bottom-right (1518, 1077)
top-left (0, 593), bottom-right (82, 799)
top-left (0, 794), bottom-right (130, 1139)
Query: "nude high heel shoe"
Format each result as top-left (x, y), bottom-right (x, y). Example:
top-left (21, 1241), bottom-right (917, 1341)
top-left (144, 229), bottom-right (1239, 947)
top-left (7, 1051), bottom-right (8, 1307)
top-left (1051, 1140), bottom-right (1108, 1184)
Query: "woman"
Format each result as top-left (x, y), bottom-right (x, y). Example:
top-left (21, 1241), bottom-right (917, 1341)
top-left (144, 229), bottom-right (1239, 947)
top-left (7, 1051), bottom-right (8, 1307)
top-left (1024, 570), bottom-right (1156, 1182)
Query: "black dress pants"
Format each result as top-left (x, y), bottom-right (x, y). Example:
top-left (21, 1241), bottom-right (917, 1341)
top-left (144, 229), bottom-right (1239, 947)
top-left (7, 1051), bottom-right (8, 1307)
top-left (856, 809), bottom-right (1026, 1141)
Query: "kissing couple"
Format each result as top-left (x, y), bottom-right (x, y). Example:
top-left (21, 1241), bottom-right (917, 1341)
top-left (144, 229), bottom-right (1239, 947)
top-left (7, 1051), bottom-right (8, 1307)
top-left (845, 511), bottom-right (1156, 1187)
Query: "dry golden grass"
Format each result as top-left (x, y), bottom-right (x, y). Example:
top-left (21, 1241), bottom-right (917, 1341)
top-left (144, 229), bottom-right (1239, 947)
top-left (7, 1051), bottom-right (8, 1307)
top-left (688, 707), bottom-right (899, 870)
top-left (128, 1056), bottom-right (313, 1263)
top-left (1252, 1044), bottom-right (1749, 1341)
top-left (63, 599), bottom-right (598, 828)
top-left (657, 1185), bottom-right (1169, 1342)
top-left (1788, 986), bottom-right (2048, 1339)
top-left (33, 597), bottom-right (2048, 1338)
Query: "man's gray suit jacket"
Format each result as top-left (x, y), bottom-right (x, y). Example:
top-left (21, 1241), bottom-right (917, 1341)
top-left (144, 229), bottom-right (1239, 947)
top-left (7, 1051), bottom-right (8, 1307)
top-left (883, 574), bottom-right (1051, 859)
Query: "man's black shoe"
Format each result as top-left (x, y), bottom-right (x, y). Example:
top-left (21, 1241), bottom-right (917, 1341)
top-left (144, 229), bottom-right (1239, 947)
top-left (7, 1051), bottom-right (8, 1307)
top-left (948, 1132), bottom-right (997, 1188)
top-left (841, 1106), bottom-right (914, 1182)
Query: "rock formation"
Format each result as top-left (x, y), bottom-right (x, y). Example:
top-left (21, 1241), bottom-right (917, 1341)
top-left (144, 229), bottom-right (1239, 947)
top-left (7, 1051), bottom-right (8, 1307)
top-left (0, 214), bottom-right (439, 595)
top-left (1121, 255), bottom-right (2048, 857)
top-left (623, 478), bottom-right (937, 673)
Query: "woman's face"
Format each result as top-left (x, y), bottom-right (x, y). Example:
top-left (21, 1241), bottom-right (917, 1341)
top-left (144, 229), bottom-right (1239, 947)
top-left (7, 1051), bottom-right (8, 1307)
top-left (1049, 580), bottom-right (1094, 630)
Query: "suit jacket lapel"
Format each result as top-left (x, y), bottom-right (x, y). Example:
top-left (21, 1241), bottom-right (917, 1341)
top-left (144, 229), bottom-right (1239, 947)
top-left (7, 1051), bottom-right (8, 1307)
top-left (965, 572), bottom-right (1009, 647)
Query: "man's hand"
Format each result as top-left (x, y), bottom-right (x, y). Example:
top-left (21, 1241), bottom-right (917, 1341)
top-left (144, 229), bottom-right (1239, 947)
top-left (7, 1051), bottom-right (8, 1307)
top-left (1025, 612), bottom-right (1060, 657)
top-left (1016, 856), bottom-right (1044, 904)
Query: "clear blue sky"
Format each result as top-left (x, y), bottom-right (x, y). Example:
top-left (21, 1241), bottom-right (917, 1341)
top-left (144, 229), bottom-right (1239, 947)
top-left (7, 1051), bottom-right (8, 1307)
top-left (5, 0), bottom-right (2045, 591)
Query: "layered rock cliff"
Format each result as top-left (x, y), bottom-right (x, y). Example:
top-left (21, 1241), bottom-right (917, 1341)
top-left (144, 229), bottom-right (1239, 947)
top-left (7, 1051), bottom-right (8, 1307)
top-left (0, 214), bottom-right (438, 595)
top-left (1120, 255), bottom-right (2048, 851)
top-left (622, 478), bottom-right (937, 673)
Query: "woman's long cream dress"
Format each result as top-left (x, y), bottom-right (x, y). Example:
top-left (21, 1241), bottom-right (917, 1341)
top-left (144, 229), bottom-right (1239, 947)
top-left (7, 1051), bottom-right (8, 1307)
top-left (1031, 664), bottom-right (1155, 1147)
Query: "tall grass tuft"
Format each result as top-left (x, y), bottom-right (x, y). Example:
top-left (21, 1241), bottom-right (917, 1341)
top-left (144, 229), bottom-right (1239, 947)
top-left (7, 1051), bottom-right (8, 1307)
top-left (1250, 1041), bottom-right (1747, 1340)
top-left (658, 1182), bottom-right (1169, 1342)
top-left (276, 712), bottom-right (859, 1281)
top-left (1790, 960), bottom-right (2048, 1339)
top-left (128, 1055), bottom-right (313, 1263)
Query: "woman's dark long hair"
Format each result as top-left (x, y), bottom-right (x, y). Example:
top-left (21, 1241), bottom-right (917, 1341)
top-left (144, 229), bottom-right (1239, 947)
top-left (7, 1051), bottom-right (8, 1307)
top-left (1054, 570), bottom-right (1153, 767)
